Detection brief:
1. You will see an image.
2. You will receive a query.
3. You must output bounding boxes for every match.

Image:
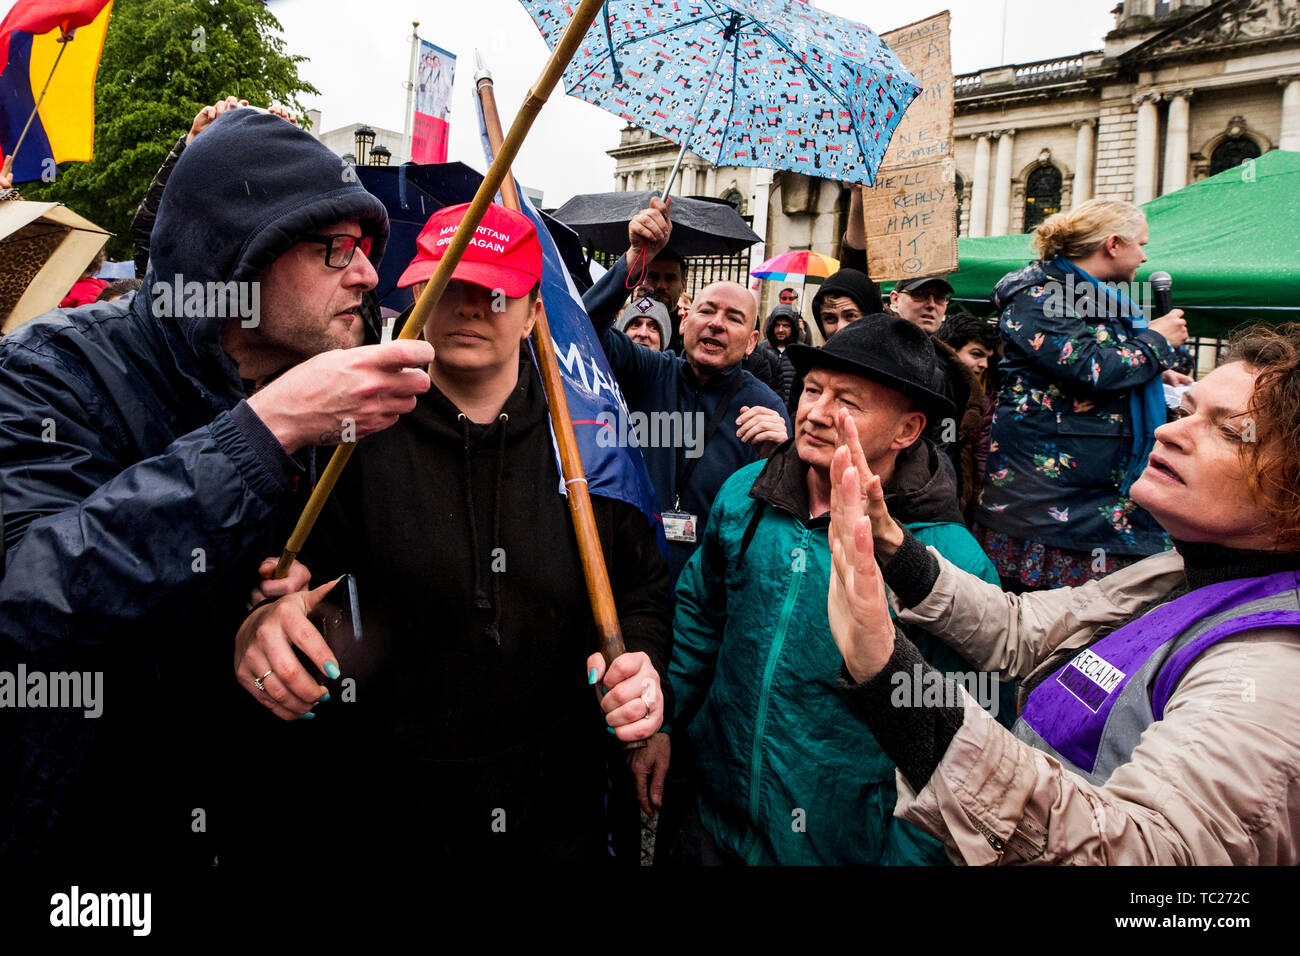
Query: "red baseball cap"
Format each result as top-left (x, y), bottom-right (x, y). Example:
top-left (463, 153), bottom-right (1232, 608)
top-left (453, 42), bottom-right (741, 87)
top-left (397, 202), bottom-right (543, 297)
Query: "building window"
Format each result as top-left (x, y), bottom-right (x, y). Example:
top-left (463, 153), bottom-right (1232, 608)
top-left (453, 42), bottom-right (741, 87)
top-left (722, 188), bottom-right (744, 214)
top-left (955, 172), bottom-right (965, 236)
top-left (1023, 165), bottom-right (1062, 233)
top-left (1210, 138), bottom-right (1260, 176)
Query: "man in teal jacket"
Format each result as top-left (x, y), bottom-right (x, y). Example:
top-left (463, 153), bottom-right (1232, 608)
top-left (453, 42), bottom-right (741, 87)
top-left (643, 316), bottom-right (1009, 865)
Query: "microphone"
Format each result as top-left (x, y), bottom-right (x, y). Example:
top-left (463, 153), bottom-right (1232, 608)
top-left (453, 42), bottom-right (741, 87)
top-left (1150, 271), bottom-right (1173, 318)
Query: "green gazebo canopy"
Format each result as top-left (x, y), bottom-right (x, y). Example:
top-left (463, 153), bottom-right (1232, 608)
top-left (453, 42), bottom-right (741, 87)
top-left (943, 149), bottom-right (1300, 338)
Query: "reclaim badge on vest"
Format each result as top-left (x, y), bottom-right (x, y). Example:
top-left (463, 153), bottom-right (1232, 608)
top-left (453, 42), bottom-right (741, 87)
top-left (1056, 648), bottom-right (1126, 713)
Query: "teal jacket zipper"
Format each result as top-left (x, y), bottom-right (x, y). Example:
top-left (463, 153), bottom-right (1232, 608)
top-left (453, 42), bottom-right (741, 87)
top-left (743, 524), bottom-right (813, 865)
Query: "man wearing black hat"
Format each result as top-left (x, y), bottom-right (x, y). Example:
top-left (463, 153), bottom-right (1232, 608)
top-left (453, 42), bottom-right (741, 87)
top-left (828, 193), bottom-right (983, 514)
top-left (641, 316), bottom-right (1006, 865)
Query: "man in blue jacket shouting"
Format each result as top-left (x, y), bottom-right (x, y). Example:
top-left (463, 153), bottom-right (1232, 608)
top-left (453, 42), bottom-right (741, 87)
top-left (582, 200), bottom-right (791, 590)
top-left (0, 107), bottom-right (433, 867)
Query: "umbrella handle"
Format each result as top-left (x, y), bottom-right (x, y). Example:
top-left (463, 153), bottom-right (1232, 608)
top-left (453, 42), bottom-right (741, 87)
top-left (659, 14), bottom-right (739, 202)
top-left (661, 139), bottom-right (688, 201)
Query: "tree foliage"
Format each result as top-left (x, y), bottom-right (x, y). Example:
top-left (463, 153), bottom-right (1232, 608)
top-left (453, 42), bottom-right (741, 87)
top-left (25, 0), bottom-right (319, 259)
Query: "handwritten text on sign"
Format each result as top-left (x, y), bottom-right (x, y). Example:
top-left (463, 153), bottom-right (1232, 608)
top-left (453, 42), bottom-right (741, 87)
top-left (863, 13), bottom-right (957, 282)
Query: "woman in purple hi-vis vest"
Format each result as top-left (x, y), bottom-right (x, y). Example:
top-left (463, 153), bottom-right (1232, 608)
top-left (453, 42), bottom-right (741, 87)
top-left (826, 324), bottom-right (1300, 865)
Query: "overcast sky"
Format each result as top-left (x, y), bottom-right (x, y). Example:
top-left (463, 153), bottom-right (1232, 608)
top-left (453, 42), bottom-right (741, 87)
top-left (4, 0), bottom-right (1120, 205)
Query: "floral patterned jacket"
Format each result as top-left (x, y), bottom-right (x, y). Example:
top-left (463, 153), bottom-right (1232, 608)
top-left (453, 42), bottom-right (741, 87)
top-left (974, 260), bottom-right (1177, 557)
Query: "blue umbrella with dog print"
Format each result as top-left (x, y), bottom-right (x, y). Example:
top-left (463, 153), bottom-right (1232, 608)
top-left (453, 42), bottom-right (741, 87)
top-left (518, 0), bottom-right (920, 194)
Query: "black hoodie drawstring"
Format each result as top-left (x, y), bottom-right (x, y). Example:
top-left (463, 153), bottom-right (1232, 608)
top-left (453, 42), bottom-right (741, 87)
top-left (458, 411), bottom-right (509, 646)
top-left (488, 413), bottom-right (508, 645)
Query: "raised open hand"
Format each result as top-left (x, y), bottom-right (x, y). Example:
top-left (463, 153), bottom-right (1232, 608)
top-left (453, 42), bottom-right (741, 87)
top-left (828, 444), bottom-right (896, 683)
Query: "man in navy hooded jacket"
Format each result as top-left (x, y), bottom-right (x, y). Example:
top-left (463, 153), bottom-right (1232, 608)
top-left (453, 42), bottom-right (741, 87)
top-left (0, 108), bottom-right (434, 866)
top-left (581, 201), bottom-right (790, 587)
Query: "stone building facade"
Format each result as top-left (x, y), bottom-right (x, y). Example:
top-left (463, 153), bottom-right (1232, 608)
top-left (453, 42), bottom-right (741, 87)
top-left (606, 0), bottom-right (1300, 302)
top-left (956, 0), bottom-right (1300, 237)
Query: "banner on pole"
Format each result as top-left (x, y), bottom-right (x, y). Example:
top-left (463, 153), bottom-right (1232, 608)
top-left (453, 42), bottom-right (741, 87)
top-left (412, 39), bottom-right (455, 164)
top-left (470, 75), bottom-right (663, 534)
top-left (0, 0), bottom-right (114, 183)
top-left (862, 13), bottom-right (957, 283)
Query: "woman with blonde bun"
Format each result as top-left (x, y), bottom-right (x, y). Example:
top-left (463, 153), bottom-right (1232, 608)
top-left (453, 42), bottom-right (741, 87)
top-left (973, 199), bottom-right (1190, 590)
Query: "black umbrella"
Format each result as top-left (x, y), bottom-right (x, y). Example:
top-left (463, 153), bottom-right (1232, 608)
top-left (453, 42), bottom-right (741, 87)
top-left (552, 190), bottom-right (760, 258)
top-left (355, 162), bottom-right (592, 312)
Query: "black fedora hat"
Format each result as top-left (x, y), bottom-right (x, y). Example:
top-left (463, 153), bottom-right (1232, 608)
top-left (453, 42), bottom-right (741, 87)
top-left (787, 315), bottom-right (955, 420)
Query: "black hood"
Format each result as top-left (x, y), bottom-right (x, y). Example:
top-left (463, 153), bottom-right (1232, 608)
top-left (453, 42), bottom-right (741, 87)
top-left (884, 437), bottom-right (963, 525)
top-left (764, 304), bottom-right (799, 347)
top-left (142, 108), bottom-right (390, 391)
top-left (810, 268), bottom-right (883, 336)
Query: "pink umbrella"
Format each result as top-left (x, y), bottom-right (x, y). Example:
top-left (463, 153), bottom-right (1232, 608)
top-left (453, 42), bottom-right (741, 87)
top-left (752, 250), bottom-right (841, 282)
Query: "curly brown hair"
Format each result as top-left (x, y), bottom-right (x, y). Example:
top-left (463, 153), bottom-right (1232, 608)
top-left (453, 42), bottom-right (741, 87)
top-left (1223, 324), bottom-right (1300, 550)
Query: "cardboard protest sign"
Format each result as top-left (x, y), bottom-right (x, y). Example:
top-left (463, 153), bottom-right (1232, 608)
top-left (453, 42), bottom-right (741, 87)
top-left (862, 13), bottom-right (957, 282)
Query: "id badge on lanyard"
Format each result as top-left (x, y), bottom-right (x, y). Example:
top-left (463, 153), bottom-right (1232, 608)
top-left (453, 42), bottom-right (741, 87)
top-left (662, 503), bottom-right (698, 544)
top-left (668, 375), bottom-right (744, 546)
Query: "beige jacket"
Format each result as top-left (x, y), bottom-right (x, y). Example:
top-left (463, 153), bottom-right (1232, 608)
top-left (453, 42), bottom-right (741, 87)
top-left (892, 548), bottom-right (1300, 865)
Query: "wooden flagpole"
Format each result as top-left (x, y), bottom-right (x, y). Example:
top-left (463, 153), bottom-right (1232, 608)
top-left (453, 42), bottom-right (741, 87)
top-left (473, 57), bottom-right (637, 699)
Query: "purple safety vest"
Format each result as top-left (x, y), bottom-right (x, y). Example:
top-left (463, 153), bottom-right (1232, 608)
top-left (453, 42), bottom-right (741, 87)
top-left (1017, 570), bottom-right (1300, 782)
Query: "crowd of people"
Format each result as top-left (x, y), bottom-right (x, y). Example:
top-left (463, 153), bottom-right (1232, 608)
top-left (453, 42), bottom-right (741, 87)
top-left (1, 98), bottom-right (1297, 869)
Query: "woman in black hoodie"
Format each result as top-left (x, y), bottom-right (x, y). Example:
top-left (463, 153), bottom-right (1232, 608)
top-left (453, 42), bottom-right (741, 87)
top-left (231, 203), bottom-right (671, 864)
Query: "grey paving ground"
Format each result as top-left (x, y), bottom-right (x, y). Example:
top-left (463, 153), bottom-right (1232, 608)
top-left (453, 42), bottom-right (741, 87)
top-left (641, 809), bottom-right (657, 866)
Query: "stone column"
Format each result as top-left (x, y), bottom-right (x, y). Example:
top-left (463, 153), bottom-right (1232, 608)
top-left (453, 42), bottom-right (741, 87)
top-left (1072, 119), bottom-right (1095, 206)
top-left (1161, 91), bottom-right (1192, 195)
top-left (1134, 92), bottom-right (1161, 205)
top-left (704, 165), bottom-right (718, 197)
top-left (1280, 78), bottom-right (1300, 152)
top-left (682, 163), bottom-right (697, 196)
top-left (1010, 178), bottom-right (1027, 235)
top-left (969, 132), bottom-right (992, 238)
top-left (990, 129), bottom-right (1016, 236)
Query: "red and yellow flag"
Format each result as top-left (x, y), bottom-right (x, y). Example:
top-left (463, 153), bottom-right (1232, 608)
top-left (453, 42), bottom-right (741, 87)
top-left (0, 0), bottom-right (114, 183)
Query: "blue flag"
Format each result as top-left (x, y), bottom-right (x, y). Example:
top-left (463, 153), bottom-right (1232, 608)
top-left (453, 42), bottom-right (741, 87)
top-left (516, 194), bottom-right (665, 538)
top-left (472, 76), bottom-right (662, 533)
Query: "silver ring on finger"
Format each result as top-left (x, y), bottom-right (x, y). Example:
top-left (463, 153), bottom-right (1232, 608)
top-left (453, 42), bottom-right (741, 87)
top-left (253, 669), bottom-right (273, 693)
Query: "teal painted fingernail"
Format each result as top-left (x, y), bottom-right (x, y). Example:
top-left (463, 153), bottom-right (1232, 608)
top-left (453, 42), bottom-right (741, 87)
top-left (319, 692), bottom-right (331, 702)
top-left (587, 668), bottom-right (599, 685)
top-left (606, 726), bottom-right (617, 735)
top-left (324, 661), bottom-right (341, 680)
top-left (299, 711), bottom-right (315, 720)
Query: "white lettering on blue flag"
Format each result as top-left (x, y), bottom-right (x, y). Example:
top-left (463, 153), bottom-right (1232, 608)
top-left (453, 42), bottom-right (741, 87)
top-left (513, 194), bottom-right (659, 525)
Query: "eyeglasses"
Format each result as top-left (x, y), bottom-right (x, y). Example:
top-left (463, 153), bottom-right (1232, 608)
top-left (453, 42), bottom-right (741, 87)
top-left (301, 233), bottom-right (373, 269)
